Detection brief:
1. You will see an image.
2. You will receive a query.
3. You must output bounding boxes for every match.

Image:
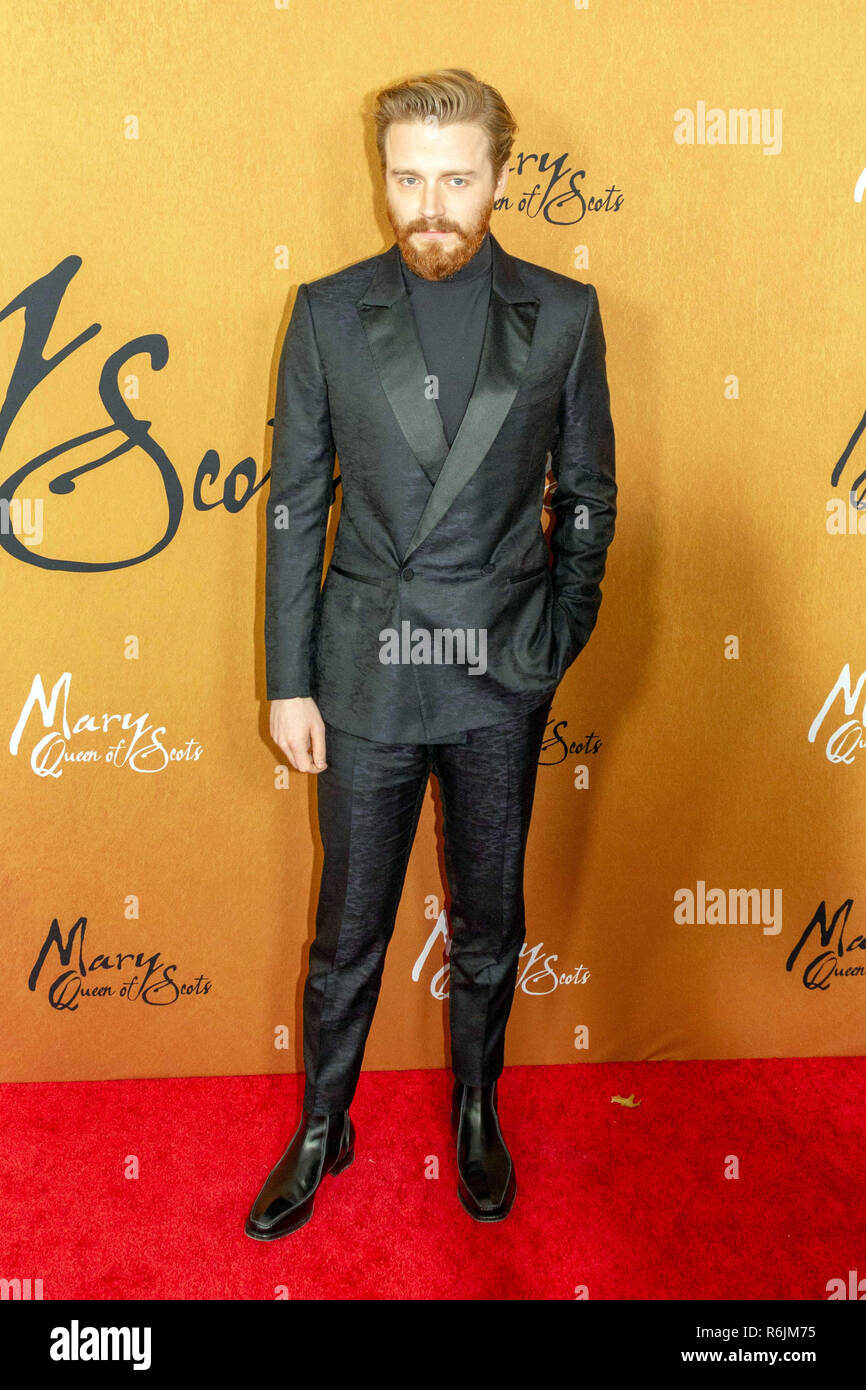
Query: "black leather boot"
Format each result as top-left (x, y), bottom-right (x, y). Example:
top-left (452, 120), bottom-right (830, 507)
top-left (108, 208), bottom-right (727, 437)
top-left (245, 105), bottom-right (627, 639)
top-left (244, 1108), bottom-right (355, 1240)
top-left (450, 1078), bottom-right (516, 1221)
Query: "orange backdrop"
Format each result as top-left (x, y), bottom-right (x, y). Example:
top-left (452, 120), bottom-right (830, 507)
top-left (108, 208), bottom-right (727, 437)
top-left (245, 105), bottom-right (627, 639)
top-left (1, 0), bottom-right (864, 1083)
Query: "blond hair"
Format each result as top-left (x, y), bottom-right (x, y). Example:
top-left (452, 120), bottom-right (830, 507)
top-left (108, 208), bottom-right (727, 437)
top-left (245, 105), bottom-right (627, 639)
top-left (373, 68), bottom-right (517, 179)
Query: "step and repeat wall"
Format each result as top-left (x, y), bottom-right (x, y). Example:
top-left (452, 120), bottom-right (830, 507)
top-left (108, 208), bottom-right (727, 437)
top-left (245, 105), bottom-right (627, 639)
top-left (1, 1), bottom-right (863, 1083)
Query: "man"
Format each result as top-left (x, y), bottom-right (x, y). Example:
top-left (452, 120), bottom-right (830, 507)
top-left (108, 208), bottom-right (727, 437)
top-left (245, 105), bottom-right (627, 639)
top-left (246, 68), bottom-right (616, 1239)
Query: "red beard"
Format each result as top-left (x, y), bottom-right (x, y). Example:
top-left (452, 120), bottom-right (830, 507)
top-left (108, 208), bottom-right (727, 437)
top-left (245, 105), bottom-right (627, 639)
top-left (387, 194), bottom-right (495, 281)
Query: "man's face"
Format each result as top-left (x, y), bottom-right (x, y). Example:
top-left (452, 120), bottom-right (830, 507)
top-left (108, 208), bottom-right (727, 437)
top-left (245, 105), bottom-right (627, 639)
top-left (383, 119), bottom-right (509, 280)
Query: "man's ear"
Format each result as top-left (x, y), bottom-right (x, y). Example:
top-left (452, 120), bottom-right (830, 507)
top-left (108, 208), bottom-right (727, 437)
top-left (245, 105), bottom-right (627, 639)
top-left (495, 163), bottom-right (509, 200)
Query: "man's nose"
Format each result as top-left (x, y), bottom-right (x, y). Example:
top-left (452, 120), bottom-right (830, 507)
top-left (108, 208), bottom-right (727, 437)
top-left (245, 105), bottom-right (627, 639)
top-left (419, 184), bottom-right (446, 219)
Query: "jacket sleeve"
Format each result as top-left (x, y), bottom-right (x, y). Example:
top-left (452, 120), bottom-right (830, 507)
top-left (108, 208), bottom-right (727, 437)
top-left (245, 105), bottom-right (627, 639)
top-left (547, 282), bottom-right (617, 679)
top-left (264, 283), bottom-right (336, 700)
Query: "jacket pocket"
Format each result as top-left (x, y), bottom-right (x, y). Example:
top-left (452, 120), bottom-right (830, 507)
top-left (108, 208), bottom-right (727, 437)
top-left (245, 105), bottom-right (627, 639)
top-left (328, 562), bottom-right (386, 587)
top-left (506, 561), bottom-right (550, 585)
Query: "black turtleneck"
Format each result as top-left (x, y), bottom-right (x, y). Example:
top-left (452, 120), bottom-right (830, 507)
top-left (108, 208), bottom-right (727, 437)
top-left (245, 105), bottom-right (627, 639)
top-left (399, 231), bottom-right (493, 453)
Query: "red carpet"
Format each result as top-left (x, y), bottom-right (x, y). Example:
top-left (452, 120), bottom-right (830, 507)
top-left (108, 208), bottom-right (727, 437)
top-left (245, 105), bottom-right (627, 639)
top-left (1, 1058), bottom-right (863, 1301)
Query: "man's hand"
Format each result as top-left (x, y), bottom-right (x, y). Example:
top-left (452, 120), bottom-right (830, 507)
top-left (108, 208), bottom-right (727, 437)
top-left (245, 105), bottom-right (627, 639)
top-left (270, 697), bottom-right (328, 773)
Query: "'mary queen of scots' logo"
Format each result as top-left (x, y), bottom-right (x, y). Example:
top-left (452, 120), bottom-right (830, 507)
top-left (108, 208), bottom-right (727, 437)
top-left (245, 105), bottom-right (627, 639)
top-left (9, 672), bottom-right (202, 777)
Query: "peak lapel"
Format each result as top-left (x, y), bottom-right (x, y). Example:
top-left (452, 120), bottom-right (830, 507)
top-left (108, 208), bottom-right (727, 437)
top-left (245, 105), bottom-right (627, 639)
top-left (358, 246), bottom-right (449, 482)
top-left (357, 233), bottom-right (541, 563)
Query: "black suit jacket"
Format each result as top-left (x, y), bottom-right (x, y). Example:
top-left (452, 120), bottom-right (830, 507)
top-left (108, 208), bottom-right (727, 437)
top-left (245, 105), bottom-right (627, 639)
top-left (264, 231), bottom-right (617, 742)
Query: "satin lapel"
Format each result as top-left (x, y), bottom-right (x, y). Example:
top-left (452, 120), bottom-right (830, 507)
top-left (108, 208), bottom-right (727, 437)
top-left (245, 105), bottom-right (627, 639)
top-left (359, 277), bottom-right (449, 483)
top-left (357, 233), bottom-right (541, 562)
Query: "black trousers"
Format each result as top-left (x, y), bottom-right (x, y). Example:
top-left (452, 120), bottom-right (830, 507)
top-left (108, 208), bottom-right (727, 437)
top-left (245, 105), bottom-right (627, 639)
top-left (301, 697), bottom-right (553, 1115)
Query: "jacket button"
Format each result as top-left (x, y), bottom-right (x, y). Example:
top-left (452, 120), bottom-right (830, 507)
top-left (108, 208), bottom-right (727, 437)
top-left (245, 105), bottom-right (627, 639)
top-left (401, 567), bottom-right (414, 581)
top-left (480, 563), bottom-right (496, 575)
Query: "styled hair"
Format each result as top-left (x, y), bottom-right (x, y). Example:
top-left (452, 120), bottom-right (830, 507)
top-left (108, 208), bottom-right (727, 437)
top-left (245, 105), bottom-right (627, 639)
top-left (373, 67), bottom-right (517, 179)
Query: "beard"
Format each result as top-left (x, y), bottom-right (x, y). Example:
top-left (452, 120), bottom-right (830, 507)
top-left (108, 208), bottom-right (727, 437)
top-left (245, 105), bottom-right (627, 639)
top-left (386, 191), bottom-right (495, 281)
